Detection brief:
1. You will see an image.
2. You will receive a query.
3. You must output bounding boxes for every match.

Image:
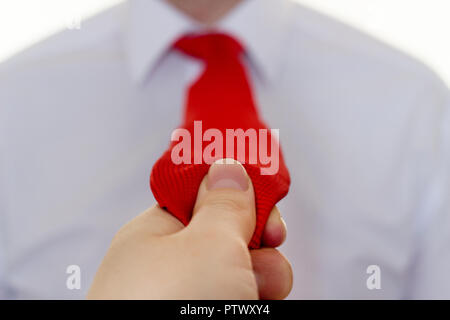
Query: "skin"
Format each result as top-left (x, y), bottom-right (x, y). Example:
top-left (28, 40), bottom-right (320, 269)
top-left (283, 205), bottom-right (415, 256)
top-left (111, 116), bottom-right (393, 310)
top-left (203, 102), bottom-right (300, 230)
top-left (87, 160), bottom-right (293, 299)
top-left (88, 1), bottom-right (291, 300)
top-left (166, 0), bottom-right (243, 25)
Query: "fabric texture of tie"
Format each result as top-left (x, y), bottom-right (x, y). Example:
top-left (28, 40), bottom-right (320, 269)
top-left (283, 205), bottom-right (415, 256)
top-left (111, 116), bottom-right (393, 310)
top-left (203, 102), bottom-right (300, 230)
top-left (150, 33), bottom-right (290, 248)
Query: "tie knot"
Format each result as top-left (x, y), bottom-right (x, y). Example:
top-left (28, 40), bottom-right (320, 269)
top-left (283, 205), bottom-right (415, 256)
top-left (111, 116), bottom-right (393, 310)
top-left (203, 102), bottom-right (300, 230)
top-left (173, 32), bottom-right (244, 61)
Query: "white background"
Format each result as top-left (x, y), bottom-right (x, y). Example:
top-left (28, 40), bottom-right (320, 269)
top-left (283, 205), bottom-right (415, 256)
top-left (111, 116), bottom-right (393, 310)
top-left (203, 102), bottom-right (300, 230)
top-left (0, 0), bottom-right (449, 85)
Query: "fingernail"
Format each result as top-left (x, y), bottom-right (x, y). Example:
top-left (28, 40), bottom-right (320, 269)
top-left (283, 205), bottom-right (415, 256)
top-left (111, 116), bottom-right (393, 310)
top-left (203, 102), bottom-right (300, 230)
top-left (207, 158), bottom-right (249, 191)
top-left (281, 217), bottom-right (287, 236)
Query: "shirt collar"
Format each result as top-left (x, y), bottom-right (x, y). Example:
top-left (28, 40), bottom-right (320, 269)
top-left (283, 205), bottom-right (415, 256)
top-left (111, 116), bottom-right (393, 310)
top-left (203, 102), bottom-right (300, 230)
top-left (125, 0), bottom-right (293, 84)
top-left (218, 0), bottom-right (294, 82)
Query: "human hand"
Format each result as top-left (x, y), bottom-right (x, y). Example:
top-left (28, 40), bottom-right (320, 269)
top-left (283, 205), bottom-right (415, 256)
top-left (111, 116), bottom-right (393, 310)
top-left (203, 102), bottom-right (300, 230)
top-left (87, 160), bottom-right (293, 299)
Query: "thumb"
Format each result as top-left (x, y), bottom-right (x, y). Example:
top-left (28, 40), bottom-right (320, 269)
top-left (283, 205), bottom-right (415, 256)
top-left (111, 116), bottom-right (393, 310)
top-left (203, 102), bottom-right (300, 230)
top-left (188, 158), bottom-right (256, 245)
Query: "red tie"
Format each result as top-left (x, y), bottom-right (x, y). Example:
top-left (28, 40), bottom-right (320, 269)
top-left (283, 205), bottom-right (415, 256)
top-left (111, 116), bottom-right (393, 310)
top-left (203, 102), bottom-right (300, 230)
top-left (150, 33), bottom-right (290, 248)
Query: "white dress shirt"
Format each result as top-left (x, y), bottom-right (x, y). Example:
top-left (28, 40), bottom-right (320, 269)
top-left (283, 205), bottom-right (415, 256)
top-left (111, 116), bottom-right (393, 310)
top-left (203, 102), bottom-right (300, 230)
top-left (1, 0), bottom-right (449, 299)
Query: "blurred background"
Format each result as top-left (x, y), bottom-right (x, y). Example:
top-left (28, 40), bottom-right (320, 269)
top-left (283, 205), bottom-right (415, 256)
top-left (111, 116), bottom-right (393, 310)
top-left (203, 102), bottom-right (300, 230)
top-left (0, 0), bottom-right (449, 85)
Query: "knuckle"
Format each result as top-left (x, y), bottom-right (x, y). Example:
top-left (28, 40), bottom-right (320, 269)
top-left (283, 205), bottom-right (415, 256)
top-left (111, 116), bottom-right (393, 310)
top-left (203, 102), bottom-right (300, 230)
top-left (188, 227), bottom-right (249, 259)
top-left (202, 190), bottom-right (251, 215)
top-left (111, 224), bottom-right (130, 245)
